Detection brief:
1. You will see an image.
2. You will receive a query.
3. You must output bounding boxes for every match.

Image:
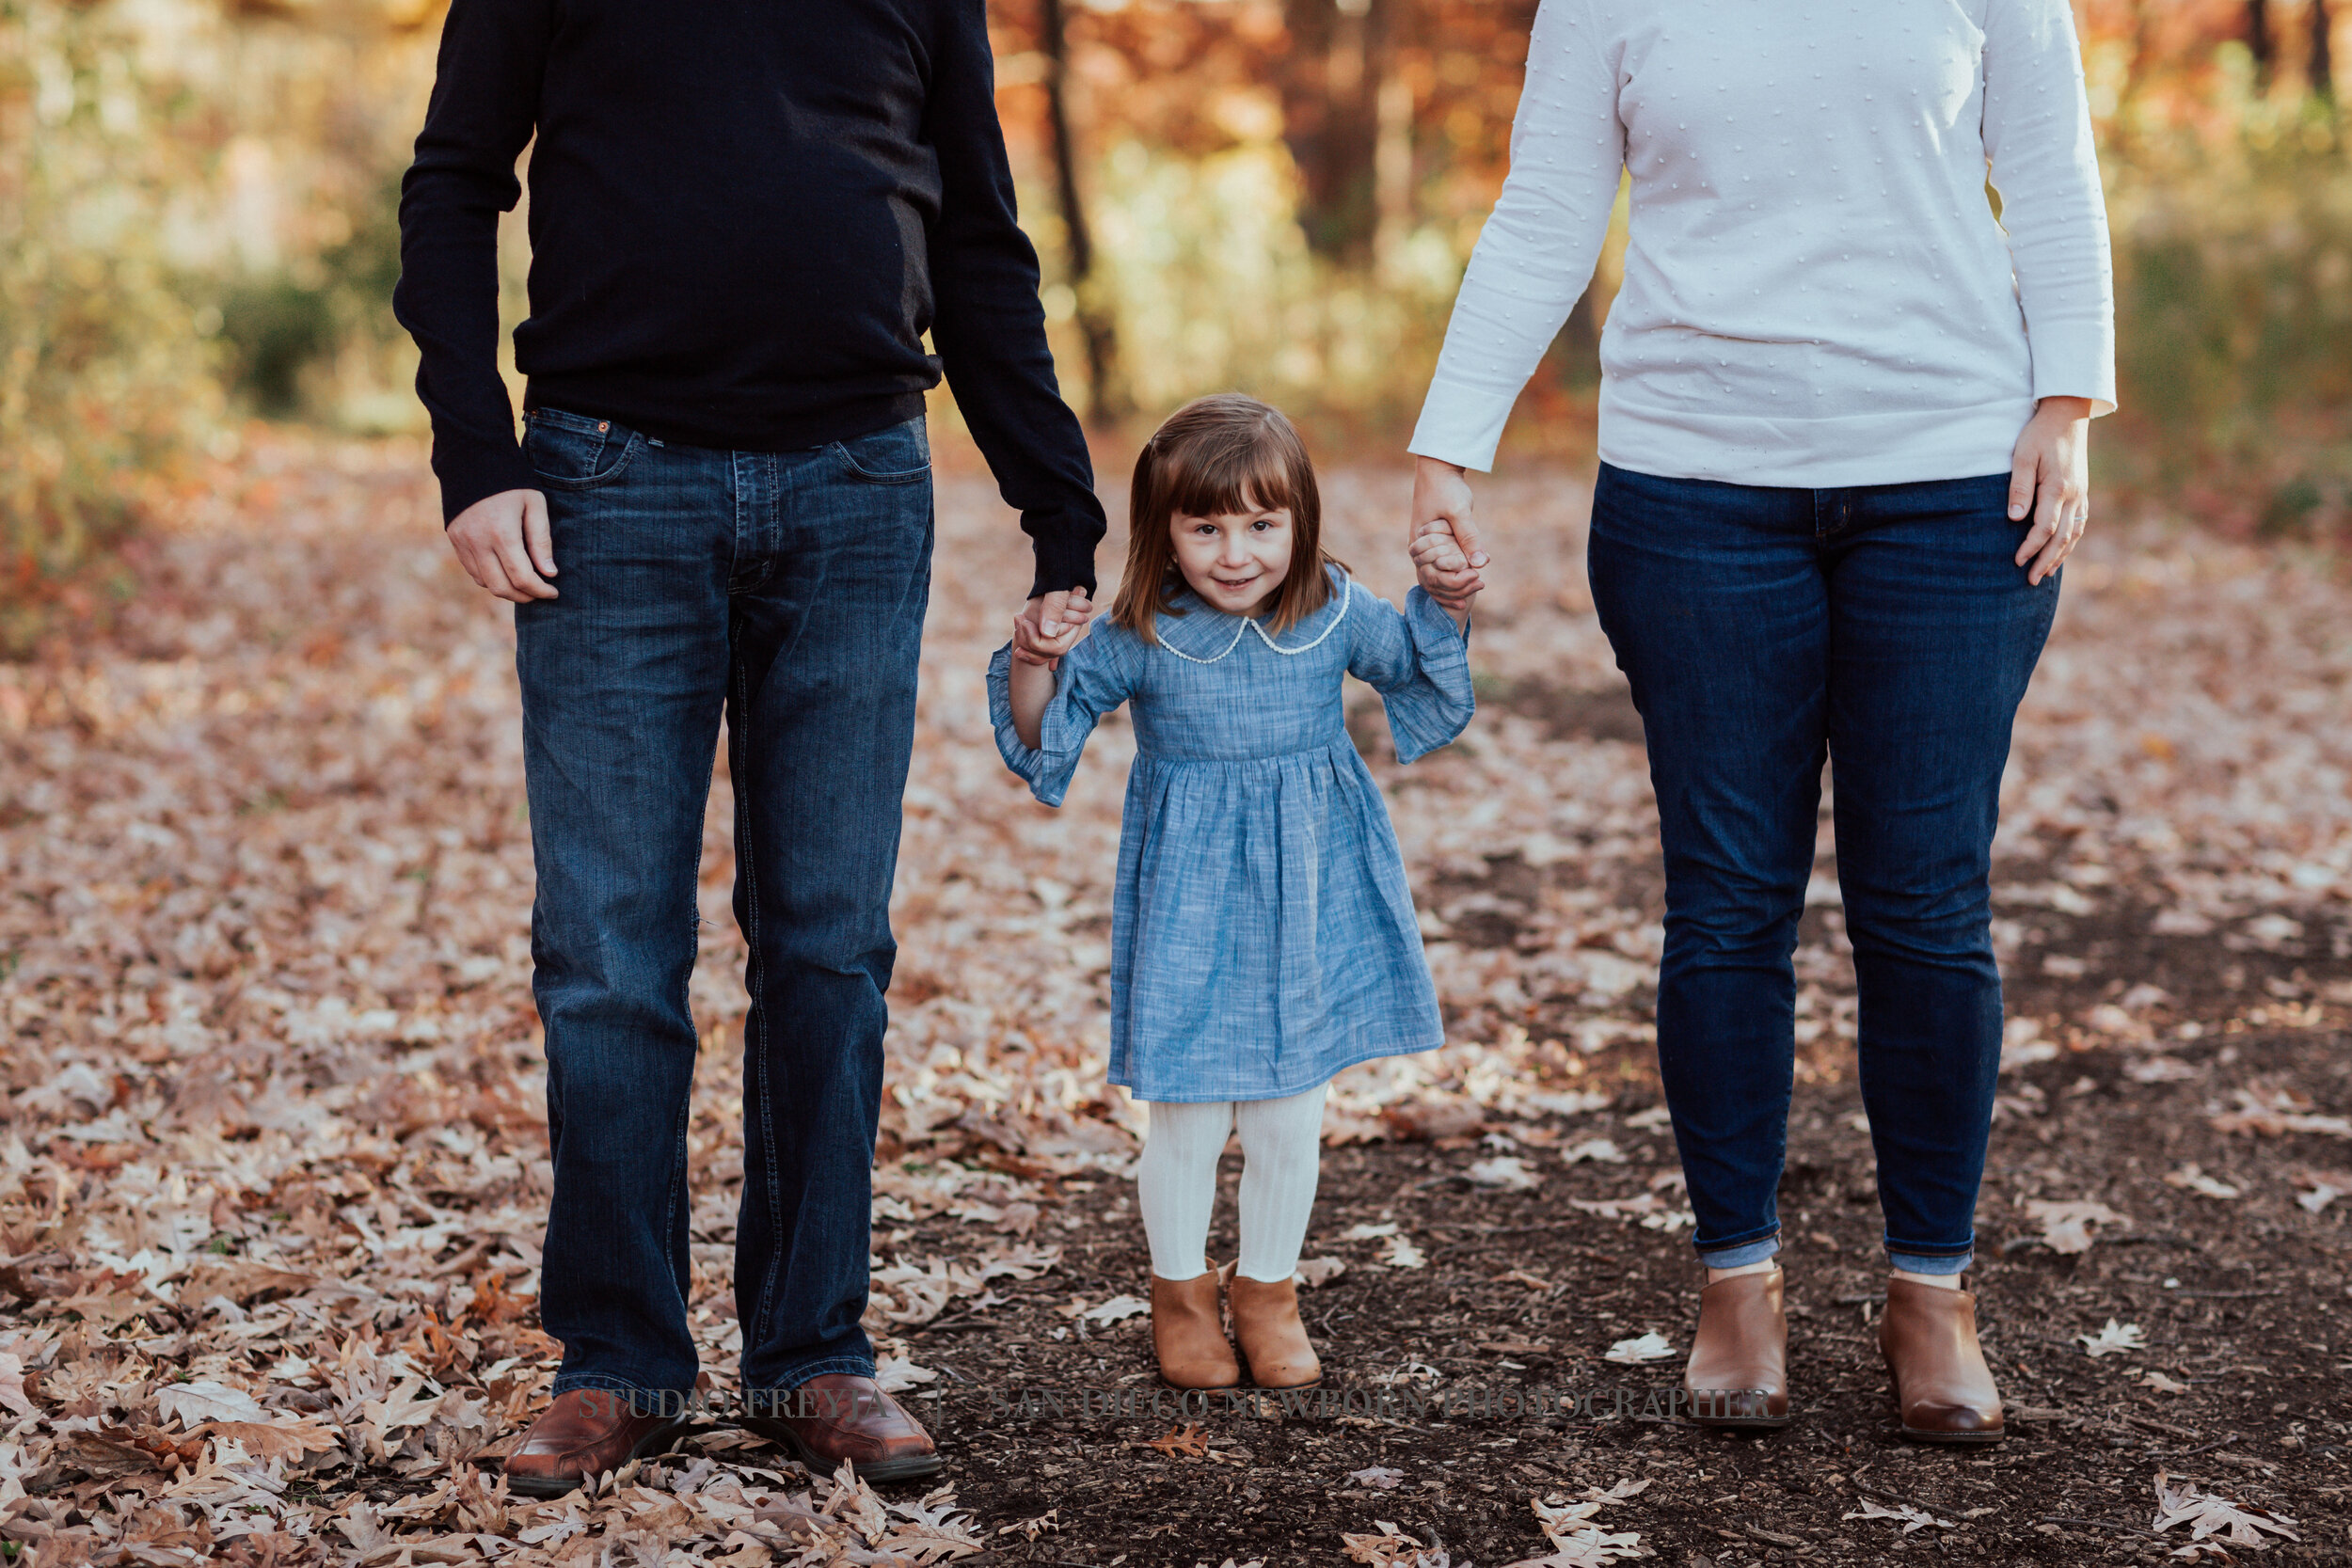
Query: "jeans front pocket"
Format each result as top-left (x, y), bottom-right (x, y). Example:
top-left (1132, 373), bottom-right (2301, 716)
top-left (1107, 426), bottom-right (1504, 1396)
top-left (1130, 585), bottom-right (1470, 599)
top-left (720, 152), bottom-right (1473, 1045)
top-left (830, 418), bottom-right (930, 485)
top-left (525, 407), bottom-right (643, 490)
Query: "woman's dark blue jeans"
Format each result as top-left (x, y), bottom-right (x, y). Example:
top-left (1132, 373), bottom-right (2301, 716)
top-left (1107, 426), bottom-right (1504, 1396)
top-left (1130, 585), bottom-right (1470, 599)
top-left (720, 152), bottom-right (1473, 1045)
top-left (513, 406), bottom-right (934, 1402)
top-left (1586, 461), bottom-right (2058, 1276)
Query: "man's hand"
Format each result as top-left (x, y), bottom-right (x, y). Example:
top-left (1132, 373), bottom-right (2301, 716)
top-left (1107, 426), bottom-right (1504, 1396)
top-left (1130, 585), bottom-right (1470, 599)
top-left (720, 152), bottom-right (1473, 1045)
top-left (1012, 587), bottom-right (1095, 668)
top-left (449, 488), bottom-right (558, 602)
top-left (1409, 455), bottom-right (1486, 612)
top-left (2009, 395), bottom-right (2093, 587)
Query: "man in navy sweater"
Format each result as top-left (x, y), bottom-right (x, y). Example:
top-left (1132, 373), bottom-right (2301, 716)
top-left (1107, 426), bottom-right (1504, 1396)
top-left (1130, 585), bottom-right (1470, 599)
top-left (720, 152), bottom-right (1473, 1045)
top-left (395, 0), bottom-right (1105, 1494)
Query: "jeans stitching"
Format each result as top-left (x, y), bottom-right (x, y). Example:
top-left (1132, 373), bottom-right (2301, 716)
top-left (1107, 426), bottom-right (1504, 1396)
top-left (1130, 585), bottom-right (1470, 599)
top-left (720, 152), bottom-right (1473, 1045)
top-left (731, 624), bottom-right (787, 1356)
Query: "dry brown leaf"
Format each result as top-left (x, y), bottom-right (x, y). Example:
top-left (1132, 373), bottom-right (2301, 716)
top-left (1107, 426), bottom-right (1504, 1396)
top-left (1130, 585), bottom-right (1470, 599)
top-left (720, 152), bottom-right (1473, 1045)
top-left (193, 1418), bottom-right (342, 1460)
top-left (2021, 1198), bottom-right (2129, 1254)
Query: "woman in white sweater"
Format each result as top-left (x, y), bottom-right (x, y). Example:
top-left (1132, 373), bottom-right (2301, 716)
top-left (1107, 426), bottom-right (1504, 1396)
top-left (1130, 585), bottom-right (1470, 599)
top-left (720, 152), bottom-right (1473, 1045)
top-left (1409, 0), bottom-right (2114, 1443)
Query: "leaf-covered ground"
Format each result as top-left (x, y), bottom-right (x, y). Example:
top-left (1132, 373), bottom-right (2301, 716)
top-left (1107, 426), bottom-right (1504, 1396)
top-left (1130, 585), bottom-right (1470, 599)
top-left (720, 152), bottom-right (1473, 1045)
top-left (0, 431), bottom-right (2347, 1566)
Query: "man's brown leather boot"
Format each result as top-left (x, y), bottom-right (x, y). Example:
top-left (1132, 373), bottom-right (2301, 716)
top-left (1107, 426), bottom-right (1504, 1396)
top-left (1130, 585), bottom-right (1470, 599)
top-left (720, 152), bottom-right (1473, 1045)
top-left (742, 1373), bottom-right (945, 1481)
top-left (1880, 1275), bottom-right (2004, 1443)
top-left (501, 1388), bottom-right (691, 1497)
top-left (1152, 1265), bottom-right (1241, 1389)
top-left (1680, 1264), bottom-right (1791, 1429)
top-left (1228, 1271), bottom-right (1321, 1389)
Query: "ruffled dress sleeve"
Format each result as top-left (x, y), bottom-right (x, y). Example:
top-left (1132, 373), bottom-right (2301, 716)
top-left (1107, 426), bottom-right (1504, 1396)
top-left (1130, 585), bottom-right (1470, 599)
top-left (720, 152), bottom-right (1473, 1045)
top-left (1345, 585), bottom-right (1475, 764)
top-left (986, 622), bottom-right (1135, 806)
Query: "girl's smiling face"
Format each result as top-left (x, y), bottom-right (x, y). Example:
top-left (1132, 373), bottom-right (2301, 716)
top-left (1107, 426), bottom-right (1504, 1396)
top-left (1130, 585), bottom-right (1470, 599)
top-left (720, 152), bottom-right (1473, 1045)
top-left (1170, 499), bottom-right (1294, 618)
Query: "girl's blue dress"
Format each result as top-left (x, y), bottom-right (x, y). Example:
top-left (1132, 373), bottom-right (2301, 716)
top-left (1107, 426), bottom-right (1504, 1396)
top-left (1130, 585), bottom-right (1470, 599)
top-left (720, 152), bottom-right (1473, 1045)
top-left (986, 564), bottom-right (1475, 1102)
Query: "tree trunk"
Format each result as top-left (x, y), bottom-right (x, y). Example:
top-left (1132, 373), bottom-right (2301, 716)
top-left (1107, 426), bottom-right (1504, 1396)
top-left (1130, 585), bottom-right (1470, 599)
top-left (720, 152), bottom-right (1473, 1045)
top-left (1039, 0), bottom-right (1124, 422)
top-left (1280, 0), bottom-right (1406, 263)
top-left (2249, 0), bottom-right (2276, 87)
top-left (2312, 0), bottom-right (2335, 100)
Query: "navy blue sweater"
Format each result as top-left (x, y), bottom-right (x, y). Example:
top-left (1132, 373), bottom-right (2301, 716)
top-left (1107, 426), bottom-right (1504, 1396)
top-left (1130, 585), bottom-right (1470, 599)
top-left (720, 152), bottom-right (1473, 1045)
top-left (394, 0), bottom-right (1104, 596)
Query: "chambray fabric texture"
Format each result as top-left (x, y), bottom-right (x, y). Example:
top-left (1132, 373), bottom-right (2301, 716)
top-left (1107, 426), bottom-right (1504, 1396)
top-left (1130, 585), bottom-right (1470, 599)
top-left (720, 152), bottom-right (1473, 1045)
top-left (986, 565), bottom-right (1473, 1101)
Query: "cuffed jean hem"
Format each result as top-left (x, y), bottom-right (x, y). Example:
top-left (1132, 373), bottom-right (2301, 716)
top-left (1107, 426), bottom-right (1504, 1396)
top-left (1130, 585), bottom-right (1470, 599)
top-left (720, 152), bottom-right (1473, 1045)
top-left (1693, 1233), bottom-right (1782, 1269)
top-left (749, 1354), bottom-right (880, 1393)
top-left (1887, 1249), bottom-right (1974, 1275)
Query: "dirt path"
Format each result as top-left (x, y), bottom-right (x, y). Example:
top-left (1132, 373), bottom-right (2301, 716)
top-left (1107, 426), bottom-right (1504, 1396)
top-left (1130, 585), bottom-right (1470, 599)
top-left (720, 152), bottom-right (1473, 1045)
top-left (0, 435), bottom-right (2344, 1565)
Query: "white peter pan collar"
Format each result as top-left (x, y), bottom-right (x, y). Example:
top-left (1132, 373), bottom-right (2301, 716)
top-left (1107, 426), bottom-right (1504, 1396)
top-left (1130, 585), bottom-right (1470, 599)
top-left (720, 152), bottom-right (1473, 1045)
top-left (1152, 564), bottom-right (1354, 665)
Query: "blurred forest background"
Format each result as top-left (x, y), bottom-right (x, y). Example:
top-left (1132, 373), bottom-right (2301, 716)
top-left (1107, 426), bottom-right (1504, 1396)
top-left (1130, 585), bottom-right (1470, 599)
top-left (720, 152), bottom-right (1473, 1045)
top-left (3, 0), bottom-right (2347, 652)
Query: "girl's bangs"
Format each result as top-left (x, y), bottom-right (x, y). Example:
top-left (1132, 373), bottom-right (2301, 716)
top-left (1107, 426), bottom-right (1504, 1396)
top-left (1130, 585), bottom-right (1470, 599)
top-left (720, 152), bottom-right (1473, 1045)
top-left (1164, 439), bottom-right (1300, 523)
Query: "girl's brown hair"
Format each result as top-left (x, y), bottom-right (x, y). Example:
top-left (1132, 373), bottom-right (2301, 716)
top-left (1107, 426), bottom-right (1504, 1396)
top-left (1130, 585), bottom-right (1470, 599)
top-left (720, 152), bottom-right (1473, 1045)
top-left (1110, 393), bottom-right (1343, 643)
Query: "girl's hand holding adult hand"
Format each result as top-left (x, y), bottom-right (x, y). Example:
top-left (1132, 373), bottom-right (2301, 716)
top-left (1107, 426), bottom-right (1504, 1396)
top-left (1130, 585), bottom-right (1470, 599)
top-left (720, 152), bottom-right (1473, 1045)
top-left (2009, 395), bottom-right (2093, 587)
top-left (1012, 587), bottom-right (1091, 668)
top-left (1410, 522), bottom-right (1480, 631)
top-left (1410, 455), bottom-right (1487, 611)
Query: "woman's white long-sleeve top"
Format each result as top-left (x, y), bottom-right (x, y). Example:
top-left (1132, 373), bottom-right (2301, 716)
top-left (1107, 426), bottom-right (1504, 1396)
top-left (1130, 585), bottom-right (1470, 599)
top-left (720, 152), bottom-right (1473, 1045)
top-left (1407, 0), bottom-right (2116, 485)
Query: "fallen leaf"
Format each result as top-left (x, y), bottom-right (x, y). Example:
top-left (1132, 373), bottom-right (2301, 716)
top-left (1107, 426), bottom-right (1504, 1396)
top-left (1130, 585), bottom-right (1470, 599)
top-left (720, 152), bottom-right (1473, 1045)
top-left (1075, 1293), bottom-right (1149, 1326)
top-left (994, 1508), bottom-right (1060, 1540)
top-left (874, 1354), bottom-right (940, 1392)
top-left (2078, 1319), bottom-right (2149, 1357)
top-left (1514, 1481), bottom-right (1649, 1566)
top-left (2022, 1198), bottom-right (2129, 1254)
top-left (0, 1354), bottom-right (34, 1418)
top-left (2210, 1084), bottom-right (2352, 1138)
top-left (1347, 1465), bottom-right (1406, 1490)
top-left (1342, 1520), bottom-right (1448, 1568)
top-left (1294, 1256), bottom-right (1347, 1288)
top-left (1602, 1332), bottom-right (1676, 1365)
top-left (2164, 1164), bottom-right (2240, 1199)
top-left (1378, 1234), bottom-right (1428, 1270)
top-left (2152, 1470), bottom-right (2300, 1547)
top-left (1136, 1423), bottom-right (1212, 1459)
top-left (1844, 1497), bottom-right (1955, 1533)
top-left (1467, 1155), bottom-right (1541, 1190)
top-left (191, 1418), bottom-right (341, 1461)
top-left (153, 1379), bottom-right (269, 1428)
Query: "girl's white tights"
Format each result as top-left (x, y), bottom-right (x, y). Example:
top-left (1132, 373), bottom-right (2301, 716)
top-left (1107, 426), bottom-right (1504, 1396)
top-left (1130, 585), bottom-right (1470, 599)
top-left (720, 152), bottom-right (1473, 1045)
top-left (1137, 1084), bottom-right (1328, 1284)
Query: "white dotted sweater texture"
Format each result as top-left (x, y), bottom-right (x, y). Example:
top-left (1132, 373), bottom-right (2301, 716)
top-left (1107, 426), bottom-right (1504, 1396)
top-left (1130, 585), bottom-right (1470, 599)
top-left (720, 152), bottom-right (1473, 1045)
top-left (1408, 0), bottom-right (2118, 485)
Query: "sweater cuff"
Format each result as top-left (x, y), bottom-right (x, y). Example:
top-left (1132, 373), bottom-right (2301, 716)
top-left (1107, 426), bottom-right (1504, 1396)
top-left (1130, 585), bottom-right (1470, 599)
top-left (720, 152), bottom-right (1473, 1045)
top-left (2026, 319), bottom-right (2118, 419)
top-left (1406, 376), bottom-right (1512, 473)
top-left (1025, 517), bottom-right (1102, 601)
top-left (430, 426), bottom-right (540, 526)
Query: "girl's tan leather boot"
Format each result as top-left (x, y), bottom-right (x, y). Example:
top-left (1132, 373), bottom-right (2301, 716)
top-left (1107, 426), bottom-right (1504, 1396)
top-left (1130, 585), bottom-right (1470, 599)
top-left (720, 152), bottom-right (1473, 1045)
top-left (1151, 1262), bottom-right (1240, 1389)
top-left (1227, 1270), bottom-right (1321, 1388)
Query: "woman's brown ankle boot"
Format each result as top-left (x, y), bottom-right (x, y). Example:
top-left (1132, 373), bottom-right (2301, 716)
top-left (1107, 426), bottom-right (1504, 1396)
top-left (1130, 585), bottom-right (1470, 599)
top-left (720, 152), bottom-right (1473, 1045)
top-left (1880, 1275), bottom-right (2003, 1443)
top-left (1227, 1270), bottom-right (1321, 1388)
top-left (1681, 1264), bottom-right (1791, 1428)
top-left (1151, 1263), bottom-right (1240, 1389)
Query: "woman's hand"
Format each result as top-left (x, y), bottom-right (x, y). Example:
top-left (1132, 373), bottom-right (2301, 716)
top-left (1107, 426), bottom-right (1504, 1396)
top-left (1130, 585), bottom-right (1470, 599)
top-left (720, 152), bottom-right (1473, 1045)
top-left (2009, 396), bottom-right (2093, 587)
top-left (1409, 520), bottom-right (1479, 631)
top-left (1409, 455), bottom-right (1487, 611)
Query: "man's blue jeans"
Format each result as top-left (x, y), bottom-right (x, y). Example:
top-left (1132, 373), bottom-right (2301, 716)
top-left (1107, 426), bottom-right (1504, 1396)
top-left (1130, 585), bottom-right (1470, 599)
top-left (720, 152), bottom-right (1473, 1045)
top-left (1586, 462), bottom-right (2059, 1277)
top-left (513, 406), bottom-right (934, 1400)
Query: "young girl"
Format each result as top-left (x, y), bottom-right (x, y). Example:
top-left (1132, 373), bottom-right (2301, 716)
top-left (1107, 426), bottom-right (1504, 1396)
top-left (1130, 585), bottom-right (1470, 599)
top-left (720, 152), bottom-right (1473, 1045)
top-left (988, 394), bottom-right (1481, 1390)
